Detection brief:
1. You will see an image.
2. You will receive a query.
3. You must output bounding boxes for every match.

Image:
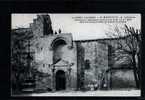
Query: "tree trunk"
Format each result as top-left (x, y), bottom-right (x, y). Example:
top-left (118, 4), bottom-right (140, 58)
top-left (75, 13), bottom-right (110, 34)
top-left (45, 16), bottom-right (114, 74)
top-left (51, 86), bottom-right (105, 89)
top-left (137, 37), bottom-right (141, 88)
top-left (132, 54), bottom-right (139, 89)
top-left (137, 53), bottom-right (141, 88)
top-left (137, 53), bottom-right (141, 82)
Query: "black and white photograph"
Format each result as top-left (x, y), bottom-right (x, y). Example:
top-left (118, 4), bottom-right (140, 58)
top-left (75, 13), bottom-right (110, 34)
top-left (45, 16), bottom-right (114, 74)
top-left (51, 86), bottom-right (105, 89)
top-left (11, 13), bottom-right (141, 96)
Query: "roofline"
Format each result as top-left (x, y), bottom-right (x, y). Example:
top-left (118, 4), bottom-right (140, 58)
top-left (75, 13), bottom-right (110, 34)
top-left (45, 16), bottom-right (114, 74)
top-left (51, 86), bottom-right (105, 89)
top-left (12, 28), bottom-right (137, 42)
top-left (73, 37), bottom-right (125, 42)
top-left (12, 27), bottom-right (30, 30)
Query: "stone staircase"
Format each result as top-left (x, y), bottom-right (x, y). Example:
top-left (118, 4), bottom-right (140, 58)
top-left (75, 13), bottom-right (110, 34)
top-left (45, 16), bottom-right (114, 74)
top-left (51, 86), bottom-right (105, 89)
top-left (21, 78), bottom-right (35, 93)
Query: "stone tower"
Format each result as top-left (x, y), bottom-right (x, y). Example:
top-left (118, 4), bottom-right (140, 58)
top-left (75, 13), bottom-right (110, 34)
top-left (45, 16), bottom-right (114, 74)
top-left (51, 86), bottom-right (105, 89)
top-left (30, 14), bottom-right (53, 37)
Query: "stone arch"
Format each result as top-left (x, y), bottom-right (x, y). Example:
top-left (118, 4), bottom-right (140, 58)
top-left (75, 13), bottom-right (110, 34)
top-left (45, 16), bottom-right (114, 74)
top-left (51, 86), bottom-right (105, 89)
top-left (51, 38), bottom-right (67, 64)
top-left (50, 36), bottom-right (73, 51)
top-left (50, 37), bottom-right (68, 50)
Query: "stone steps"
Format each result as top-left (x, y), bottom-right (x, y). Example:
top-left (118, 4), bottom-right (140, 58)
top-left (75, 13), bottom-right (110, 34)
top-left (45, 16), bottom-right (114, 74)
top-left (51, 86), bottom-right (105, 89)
top-left (21, 79), bottom-right (35, 93)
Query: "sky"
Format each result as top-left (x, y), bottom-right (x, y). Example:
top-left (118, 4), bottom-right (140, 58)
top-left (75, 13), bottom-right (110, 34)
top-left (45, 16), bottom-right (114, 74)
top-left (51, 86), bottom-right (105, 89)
top-left (12, 14), bottom-right (141, 40)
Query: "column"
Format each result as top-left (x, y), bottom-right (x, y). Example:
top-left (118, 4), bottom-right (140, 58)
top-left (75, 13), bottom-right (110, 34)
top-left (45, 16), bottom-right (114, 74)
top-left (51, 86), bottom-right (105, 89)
top-left (66, 69), bottom-right (69, 90)
top-left (67, 65), bottom-right (72, 90)
top-left (52, 66), bottom-right (56, 92)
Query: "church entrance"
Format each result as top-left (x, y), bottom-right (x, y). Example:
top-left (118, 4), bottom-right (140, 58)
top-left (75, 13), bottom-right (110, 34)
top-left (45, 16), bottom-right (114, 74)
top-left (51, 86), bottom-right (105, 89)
top-left (56, 70), bottom-right (66, 90)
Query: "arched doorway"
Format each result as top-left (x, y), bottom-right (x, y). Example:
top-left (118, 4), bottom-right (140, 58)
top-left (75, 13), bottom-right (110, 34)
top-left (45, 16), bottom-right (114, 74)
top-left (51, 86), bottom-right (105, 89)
top-left (55, 70), bottom-right (66, 90)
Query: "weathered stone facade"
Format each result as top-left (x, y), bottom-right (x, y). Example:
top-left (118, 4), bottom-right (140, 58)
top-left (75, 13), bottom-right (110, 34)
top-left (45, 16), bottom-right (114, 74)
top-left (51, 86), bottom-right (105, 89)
top-left (11, 14), bottom-right (137, 92)
top-left (74, 40), bottom-right (110, 90)
top-left (29, 15), bottom-right (111, 91)
top-left (32, 33), bottom-right (77, 91)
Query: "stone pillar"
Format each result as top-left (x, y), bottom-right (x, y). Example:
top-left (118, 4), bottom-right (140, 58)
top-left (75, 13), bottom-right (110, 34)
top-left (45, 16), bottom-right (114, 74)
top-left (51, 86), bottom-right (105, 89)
top-left (67, 65), bottom-right (72, 90)
top-left (52, 66), bottom-right (56, 92)
top-left (66, 71), bottom-right (69, 90)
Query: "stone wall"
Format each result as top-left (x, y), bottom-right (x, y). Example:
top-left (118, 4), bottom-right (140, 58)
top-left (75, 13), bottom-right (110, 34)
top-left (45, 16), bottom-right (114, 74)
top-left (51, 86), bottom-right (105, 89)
top-left (111, 69), bottom-right (136, 89)
top-left (30, 17), bottom-right (44, 37)
top-left (32, 32), bottom-right (77, 91)
top-left (76, 42), bottom-right (85, 90)
top-left (75, 41), bottom-right (109, 90)
top-left (30, 14), bottom-right (53, 38)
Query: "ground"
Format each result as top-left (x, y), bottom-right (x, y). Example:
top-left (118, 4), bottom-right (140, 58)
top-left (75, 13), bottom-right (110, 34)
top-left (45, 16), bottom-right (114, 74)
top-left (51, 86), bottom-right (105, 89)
top-left (12, 90), bottom-right (140, 97)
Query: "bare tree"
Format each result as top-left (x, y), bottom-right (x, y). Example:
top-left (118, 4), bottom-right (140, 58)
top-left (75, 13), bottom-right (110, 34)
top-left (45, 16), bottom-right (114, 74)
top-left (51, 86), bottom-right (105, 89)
top-left (106, 24), bottom-right (141, 89)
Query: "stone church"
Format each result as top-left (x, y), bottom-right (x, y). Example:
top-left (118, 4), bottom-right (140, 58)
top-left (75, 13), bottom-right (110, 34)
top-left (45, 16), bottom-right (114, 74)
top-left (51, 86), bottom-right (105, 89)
top-left (30, 14), bottom-right (110, 91)
top-left (11, 14), bottom-right (136, 92)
